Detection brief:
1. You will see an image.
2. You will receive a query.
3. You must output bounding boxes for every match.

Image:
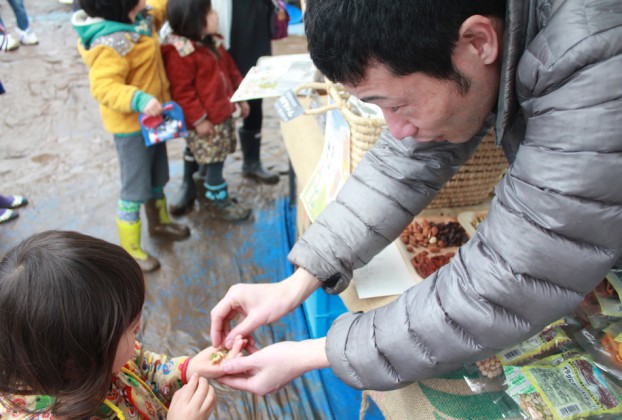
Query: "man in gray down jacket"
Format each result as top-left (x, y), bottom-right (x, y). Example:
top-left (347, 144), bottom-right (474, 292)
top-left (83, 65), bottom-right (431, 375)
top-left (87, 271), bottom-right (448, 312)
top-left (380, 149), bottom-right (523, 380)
top-left (211, 0), bottom-right (622, 394)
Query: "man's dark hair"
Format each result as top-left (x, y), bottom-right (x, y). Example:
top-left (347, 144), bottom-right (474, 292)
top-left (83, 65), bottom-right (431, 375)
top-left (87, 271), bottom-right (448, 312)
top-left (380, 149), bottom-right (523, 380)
top-left (0, 230), bottom-right (145, 418)
top-left (305, 0), bottom-right (506, 87)
top-left (79, 0), bottom-right (140, 23)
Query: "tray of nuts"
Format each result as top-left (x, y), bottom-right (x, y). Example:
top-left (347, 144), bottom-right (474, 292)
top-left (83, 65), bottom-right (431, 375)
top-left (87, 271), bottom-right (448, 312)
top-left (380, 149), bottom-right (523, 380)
top-left (397, 216), bottom-right (470, 280)
top-left (457, 210), bottom-right (488, 238)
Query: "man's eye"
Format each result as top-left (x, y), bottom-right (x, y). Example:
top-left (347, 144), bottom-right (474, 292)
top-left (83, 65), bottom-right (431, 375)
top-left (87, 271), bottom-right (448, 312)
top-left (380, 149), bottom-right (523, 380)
top-left (390, 106), bottom-right (401, 113)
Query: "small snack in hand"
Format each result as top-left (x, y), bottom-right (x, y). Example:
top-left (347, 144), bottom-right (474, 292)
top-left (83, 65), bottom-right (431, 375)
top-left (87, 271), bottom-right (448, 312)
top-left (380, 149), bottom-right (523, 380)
top-left (209, 349), bottom-right (229, 365)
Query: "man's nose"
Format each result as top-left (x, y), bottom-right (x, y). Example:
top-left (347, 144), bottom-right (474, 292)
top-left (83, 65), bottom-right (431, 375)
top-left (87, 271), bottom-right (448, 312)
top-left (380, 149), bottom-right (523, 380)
top-left (383, 112), bottom-right (417, 140)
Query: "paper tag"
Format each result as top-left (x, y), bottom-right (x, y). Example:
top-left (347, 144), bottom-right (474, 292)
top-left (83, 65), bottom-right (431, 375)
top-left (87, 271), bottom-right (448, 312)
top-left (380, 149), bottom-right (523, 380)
top-left (274, 90), bottom-right (305, 122)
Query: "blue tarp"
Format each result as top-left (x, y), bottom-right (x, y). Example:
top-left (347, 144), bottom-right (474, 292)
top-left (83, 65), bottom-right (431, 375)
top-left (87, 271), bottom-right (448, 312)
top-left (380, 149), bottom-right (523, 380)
top-left (238, 197), bottom-right (383, 419)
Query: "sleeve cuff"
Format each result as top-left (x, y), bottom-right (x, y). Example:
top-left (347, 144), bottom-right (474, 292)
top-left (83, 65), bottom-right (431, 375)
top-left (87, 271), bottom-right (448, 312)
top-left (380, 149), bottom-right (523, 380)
top-left (193, 114), bottom-right (208, 127)
top-left (131, 91), bottom-right (155, 112)
top-left (180, 357), bottom-right (191, 384)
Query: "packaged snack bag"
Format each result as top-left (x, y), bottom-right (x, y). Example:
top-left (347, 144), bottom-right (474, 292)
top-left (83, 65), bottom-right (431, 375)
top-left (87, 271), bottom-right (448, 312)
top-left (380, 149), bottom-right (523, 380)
top-left (504, 355), bottom-right (622, 419)
top-left (497, 327), bottom-right (573, 366)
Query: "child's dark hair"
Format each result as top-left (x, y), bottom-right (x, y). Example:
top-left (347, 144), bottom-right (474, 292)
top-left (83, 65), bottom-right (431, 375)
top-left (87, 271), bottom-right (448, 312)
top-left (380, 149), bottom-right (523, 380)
top-left (167, 0), bottom-right (219, 54)
top-left (0, 230), bottom-right (145, 418)
top-left (79, 0), bottom-right (141, 24)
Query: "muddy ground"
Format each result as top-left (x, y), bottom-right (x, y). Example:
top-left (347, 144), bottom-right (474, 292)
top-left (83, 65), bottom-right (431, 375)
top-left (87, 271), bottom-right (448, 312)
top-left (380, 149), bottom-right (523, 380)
top-left (0, 2), bottom-right (327, 418)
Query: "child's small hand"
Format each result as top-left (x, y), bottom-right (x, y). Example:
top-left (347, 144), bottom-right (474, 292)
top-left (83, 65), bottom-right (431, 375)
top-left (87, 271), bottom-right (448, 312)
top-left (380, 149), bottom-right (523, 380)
top-left (240, 101), bottom-right (250, 119)
top-left (195, 120), bottom-right (214, 137)
top-left (186, 335), bottom-right (248, 380)
top-left (143, 98), bottom-right (163, 116)
top-left (167, 373), bottom-right (215, 420)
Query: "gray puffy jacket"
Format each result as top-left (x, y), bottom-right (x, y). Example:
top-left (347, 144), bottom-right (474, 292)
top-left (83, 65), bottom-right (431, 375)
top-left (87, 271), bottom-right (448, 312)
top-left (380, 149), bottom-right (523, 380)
top-left (288, 0), bottom-right (622, 390)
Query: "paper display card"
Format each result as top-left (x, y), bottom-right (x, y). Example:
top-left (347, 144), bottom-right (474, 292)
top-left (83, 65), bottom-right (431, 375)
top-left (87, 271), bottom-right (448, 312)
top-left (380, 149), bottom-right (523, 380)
top-left (299, 99), bottom-right (350, 222)
top-left (231, 54), bottom-right (317, 102)
top-left (353, 241), bottom-right (419, 299)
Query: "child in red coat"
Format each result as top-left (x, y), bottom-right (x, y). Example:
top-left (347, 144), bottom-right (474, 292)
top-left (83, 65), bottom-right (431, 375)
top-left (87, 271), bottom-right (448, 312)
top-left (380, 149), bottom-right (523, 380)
top-left (162, 0), bottom-right (251, 221)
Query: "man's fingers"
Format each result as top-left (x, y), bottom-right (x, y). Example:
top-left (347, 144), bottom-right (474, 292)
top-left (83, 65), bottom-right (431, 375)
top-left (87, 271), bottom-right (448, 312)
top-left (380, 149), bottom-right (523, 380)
top-left (210, 294), bottom-right (245, 347)
top-left (216, 374), bottom-right (254, 392)
top-left (224, 316), bottom-right (259, 348)
top-left (210, 299), bottom-right (237, 347)
top-left (221, 354), bottom-right (254, 375)
top-left (245, 341), bottom-right (260, 354)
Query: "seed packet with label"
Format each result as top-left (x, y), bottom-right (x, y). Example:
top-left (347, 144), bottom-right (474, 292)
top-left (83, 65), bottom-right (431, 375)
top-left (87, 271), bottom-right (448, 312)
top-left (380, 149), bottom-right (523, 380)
top-left (497, 327), bottom-right (573, 366)
top-left (504, 355), bottom-right (622, 419)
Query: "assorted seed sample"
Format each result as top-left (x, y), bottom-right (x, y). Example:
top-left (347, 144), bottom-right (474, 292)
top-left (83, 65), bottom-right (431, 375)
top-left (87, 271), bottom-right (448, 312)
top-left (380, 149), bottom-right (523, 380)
top-left (400, 218), bottom-right (468, 278)
top-left (475, 355), bottom-right (503, 378)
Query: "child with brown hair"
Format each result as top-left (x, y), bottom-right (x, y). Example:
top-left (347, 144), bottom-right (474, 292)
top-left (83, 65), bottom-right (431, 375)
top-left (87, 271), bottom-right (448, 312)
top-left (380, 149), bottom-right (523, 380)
top-left (161, 0), bottom-right (251, 221)
top-left (0, 230), bottom-right (246, 419)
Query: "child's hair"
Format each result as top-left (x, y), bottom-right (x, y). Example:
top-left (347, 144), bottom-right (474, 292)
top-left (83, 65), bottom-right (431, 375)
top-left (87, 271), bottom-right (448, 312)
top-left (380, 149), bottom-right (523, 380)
top-left (79, 0), bottom-right (140, 24)
top-left (0, 230), bottom-right (145, 418)
top-left (167, 0), bottom-right (219, 54)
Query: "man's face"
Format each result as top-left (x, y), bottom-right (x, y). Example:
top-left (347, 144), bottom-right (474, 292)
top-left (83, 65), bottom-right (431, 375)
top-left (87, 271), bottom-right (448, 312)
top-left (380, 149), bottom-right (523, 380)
top-left (343, 63), bottom-right (498, 143)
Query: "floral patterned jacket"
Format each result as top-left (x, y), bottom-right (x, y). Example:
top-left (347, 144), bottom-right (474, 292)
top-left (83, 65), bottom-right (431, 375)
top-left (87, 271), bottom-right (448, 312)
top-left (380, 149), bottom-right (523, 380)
top-left (0, 341), bottom-right (190, 419)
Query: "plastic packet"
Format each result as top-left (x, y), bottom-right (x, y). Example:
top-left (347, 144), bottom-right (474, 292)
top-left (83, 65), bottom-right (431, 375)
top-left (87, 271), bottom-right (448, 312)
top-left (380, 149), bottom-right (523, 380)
top-left (504, 354), bottom-right (622, 419)
top-left (593, 280), bottom-right (622, 318)
top-left (464, 320), bottom-right (575, 394)
top-left (573, 327), bottom-right (622, 384)
top-left (463, 355), bottom-right (506, 394)
top-left (497, 327), bottom-right (574, 367)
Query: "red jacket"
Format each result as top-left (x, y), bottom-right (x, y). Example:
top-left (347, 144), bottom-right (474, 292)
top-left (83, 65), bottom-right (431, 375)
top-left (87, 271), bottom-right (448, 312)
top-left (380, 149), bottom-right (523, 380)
top-left (161, 34), bottom-right (243, 127)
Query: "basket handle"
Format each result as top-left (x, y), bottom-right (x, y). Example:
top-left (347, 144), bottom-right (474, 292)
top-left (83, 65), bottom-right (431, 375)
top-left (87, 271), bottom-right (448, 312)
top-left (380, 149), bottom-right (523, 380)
top-left (293, 81), bottom-right (347, 115)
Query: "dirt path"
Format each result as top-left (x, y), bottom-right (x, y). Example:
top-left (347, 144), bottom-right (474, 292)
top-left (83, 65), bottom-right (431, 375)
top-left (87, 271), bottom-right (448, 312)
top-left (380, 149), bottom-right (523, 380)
top-left (0, 3), bottom-right (325, 418)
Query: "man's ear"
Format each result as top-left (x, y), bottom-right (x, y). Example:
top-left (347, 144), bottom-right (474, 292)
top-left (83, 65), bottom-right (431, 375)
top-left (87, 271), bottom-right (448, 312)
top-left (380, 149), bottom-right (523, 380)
top-left (457, 15), bottom-right (501, 65)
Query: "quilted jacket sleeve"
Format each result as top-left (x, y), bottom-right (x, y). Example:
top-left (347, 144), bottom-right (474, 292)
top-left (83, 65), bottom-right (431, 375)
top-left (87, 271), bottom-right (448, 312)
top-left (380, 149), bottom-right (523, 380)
top-left (292, 1), bottom-right (622, 390)
top-left (288, 125), bottom-right (488, 292)
top-left (81, 46), bottom-right (137, 113)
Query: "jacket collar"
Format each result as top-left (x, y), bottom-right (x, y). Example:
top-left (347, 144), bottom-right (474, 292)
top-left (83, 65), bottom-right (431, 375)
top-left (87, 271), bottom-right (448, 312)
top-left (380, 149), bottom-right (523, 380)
top-left (495, 0), bottom-right (555, 160)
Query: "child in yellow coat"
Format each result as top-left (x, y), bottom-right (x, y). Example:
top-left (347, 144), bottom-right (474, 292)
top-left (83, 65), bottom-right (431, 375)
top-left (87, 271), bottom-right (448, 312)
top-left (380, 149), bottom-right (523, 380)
top-left (72, 0), bottom-right (189, 272)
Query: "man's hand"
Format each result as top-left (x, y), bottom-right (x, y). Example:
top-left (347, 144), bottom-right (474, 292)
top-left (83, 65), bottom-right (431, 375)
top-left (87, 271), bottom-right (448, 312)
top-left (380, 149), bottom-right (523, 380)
top-left (210, 268), bottom-right (321, 349)
top-left (216, 338), bottom-right (329, 395)
top-left (142, 98), bottom-right (163, 116)
top-left (195, 119), bottom-right (214, 137)
top-left (186, 335), bottom-right (248, 380)
top-left (167, 373), bottom-right (216, 419)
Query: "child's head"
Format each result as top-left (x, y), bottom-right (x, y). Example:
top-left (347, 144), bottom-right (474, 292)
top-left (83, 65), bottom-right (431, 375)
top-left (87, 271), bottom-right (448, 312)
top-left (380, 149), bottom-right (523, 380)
top-left (79, 0), bottom-right (146, 24)
top-left (0, 230), bottom-right (145, 418)
top-left (168, 0), bottom-right (218, 42)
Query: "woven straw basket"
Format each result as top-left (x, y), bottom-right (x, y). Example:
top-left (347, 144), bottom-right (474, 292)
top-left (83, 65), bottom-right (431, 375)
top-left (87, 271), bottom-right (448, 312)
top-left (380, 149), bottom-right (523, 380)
top-left (294, 81), bottom-right (385, 170)
top-left (294, 81), bottom-right (507, 208)
top-left (427, 131), bottom-right (507, 208)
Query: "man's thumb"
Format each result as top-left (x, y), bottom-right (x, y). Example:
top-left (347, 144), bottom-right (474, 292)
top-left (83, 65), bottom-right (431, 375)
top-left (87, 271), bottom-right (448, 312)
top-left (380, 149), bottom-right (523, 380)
top-left (224, 318), bottom-right (256, 348)
top-left (221, 356), bottom-right (249, 374)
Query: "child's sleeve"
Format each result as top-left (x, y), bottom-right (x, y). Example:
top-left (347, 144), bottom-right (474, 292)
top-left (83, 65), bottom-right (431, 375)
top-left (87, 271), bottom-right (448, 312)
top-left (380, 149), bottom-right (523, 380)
top-left (148, 0), bottom-right (168, 33)
top-left (133, 341), bottom-right (191, 406)
top-left (85, 46), bottom-right (152, 113)
top-left (162, 47), bottom-right (207, 126)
